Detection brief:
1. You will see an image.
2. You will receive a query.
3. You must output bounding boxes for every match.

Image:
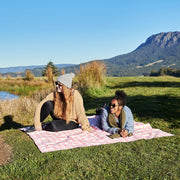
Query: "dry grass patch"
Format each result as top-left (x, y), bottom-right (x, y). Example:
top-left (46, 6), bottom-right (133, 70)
top-left (75, 61), bottom-right (106, 94)
top-left (0, 97), bottom-right (37, 129)
top-left (0, 135), bottom-right (12, 166)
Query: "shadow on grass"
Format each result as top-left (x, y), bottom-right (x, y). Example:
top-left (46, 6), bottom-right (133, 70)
top-left (107, 81), bottom-right (180, 89)
top-left (0, 115), bottom-right (23, 131)
top-left (84, 94), bottom-right (180, 128)
top-left (128, 95), bottom-right (180, 128)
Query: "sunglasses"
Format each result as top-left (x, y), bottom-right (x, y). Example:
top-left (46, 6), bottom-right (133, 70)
top-left (109, 103), bottom-right (117, 108)
top-left (55, 81), bottom-right (63, 86)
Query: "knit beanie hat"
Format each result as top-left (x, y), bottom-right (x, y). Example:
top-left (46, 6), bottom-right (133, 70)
top-left (57, 73), bottom-right (75, 89)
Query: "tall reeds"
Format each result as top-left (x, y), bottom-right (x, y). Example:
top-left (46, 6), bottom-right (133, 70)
top-left (0, 97), bottom-right (37, 126)
top-left (75, 61), bottom-right (106, 95)
top-left (24, 70), bottom-right (34, 81)
top-left (46, 66), bottom-right (53, 83)
top-left (0, 87), bottom-right (53, 128)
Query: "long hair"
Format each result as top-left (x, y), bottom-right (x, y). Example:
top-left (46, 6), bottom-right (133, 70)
top-left (53, 85), bottom-right (74, 123)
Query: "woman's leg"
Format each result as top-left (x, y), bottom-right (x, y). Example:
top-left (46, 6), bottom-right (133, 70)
top-left (40, 101), bottom-right (55, 122)
top-left (45, 119), bottom-right (79, 132)
top-left (41, 101), bottom-right (79, 132)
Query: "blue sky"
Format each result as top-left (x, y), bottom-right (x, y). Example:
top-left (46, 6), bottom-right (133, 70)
top-left (0, 0), bottom-right (180, 68)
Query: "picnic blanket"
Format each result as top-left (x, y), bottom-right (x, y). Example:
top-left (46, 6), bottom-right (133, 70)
top-left (20, 115), bottom-right (174, 153)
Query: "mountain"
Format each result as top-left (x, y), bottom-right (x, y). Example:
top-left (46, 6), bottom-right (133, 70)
top-left (64, 31), bottom-right (180, 76)
top-left (103, 31), bottom-right (180, 76)
top-left (0, 65), bottom-right (45, 73)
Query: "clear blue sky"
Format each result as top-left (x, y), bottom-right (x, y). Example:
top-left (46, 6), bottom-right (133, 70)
top-left (0, 0), bottom-right (180, 68)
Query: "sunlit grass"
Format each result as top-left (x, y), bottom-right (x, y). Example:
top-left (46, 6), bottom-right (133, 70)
top-left (0, 78), bottom-right (53, 96)
top-left (0, 75), bottom-right (179, 179)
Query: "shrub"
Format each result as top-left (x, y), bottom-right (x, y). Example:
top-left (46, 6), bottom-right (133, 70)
top-left (24, 70), bottom-right (34, 81)
top-left (149, 68), bottom-right (180, 77)
top-left (61, 68), bottom-right (65, 75)
top-left (6, 74), bottom-right (11, 80)
top-left (75, 61), bottom-right (106, 95)
top-left (46, 66), bottom-right (53, 83)
top-left (16, 75), bottom-right (22, 80)
top-left (0, 97), bottom-right (37, 127)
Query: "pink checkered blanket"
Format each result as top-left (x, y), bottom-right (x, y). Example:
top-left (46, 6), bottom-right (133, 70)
top-left (21, 116), bottom-right (174, 153)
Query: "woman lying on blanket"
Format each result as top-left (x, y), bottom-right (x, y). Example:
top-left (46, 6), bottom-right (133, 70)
top-left (33, 73), bottom-right (92, 132)
top-left (101, 90), bottom-right (134, 138)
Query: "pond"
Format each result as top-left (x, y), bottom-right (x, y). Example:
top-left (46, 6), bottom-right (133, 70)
top-left (0, 91), bottom-right (19, 101)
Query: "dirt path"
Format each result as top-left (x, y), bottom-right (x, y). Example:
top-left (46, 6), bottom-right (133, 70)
top-left (0, 135), bottom-right (12, 166)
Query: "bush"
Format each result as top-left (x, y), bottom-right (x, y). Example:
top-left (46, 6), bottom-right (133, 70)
top-left (24, 70), bottom-right (34, 81)
top-left (149, 67), bottom-right (180, 77)
top-left (6, 74), bottom-right (11, 80)
top-left (46, 66), bottom-right (53, 83)
top-left (75, 61), bottom-right (106, 95)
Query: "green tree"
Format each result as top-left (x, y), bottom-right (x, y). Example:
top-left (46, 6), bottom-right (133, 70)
top-left (42, 61), bottom-right (60, 77)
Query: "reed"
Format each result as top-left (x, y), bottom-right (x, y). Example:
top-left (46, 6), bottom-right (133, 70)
top-left (24, 70), bottom-right (34, 81)
top-left (0, 97), bottom-right (37, 127)
top-left (46, 66), bottom-right (53, 83)
top-left (0, 78), bottom-right (51, 96)
top-left (0, 87), bottom-right (54, 129)
top-left (75, 61), bottom-right (106, 95)
top-left (60, 68), bottom-right (65, 75)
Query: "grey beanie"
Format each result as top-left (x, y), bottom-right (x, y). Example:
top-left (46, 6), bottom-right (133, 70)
top-left (57, 73), bottom-right (75, 89)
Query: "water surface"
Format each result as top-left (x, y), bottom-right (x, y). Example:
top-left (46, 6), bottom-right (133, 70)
top-left (0, 91), bottom-right (19, 101)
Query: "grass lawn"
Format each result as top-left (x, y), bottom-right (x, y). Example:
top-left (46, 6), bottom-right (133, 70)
top-left (0, 76), bottom-right (179, 179)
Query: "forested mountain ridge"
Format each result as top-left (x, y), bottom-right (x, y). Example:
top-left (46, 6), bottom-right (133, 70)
top-left (103, 31), bottom-right (180, 76)
top-left (139, 31), bottom-right (180, 48)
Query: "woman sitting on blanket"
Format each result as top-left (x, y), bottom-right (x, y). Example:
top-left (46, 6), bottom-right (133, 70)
top-left (101, 90), bottom-right (134, 138)
top-left (33, 73), bottom-right (92, 132)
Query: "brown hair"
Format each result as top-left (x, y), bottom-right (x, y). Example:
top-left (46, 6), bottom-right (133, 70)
top-left (53, 85), bottom-right (74, 123)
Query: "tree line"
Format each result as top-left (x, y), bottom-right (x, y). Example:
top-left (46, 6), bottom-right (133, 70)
top-left (149, 68), bottom-right (180, 77)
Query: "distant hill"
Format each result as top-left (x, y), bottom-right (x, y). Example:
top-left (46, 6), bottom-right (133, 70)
top-left (0, 64), bottom-right (76, 77)
top-left (0, 65), bottom-right (44, 73)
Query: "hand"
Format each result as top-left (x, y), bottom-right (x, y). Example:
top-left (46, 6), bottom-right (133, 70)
top-left (35, 126), bottom-right (42, 131)
top-left (119, 129), bottom-right (128, 138)
top-left (87, 127), bottom-right (94, 132)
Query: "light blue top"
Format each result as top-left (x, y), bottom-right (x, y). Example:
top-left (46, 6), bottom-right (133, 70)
top-left (101, 105), bottom-right (134, 134)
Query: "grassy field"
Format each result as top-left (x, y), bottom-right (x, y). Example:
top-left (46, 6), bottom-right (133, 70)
top-left (0, 76), bottom-right (179, 179)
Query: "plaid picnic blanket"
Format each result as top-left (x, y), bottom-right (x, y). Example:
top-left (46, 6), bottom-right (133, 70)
top-left (21, 116), bottom-right (174, 153)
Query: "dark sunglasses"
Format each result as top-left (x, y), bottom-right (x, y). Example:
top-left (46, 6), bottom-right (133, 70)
top-left (55, 81), bottom-right (63, 86)
top-left (109, 103), bottom-right (117, 108)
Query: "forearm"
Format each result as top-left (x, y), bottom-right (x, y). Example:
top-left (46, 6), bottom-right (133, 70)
top-left (33, 93), bottom-right (54, 130)
top-left (101, 109), bottom-right (119, 134)
top-left (123, 114), bottom-right (134, 134)
top-left (78, 113), bottom-right (92, 131)
top-left (74, 90), bottom-right (92, 131)
top-left (33, 101), bottom-right (43, 130)
top-left (104, 126), bottom-right (119, 134)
